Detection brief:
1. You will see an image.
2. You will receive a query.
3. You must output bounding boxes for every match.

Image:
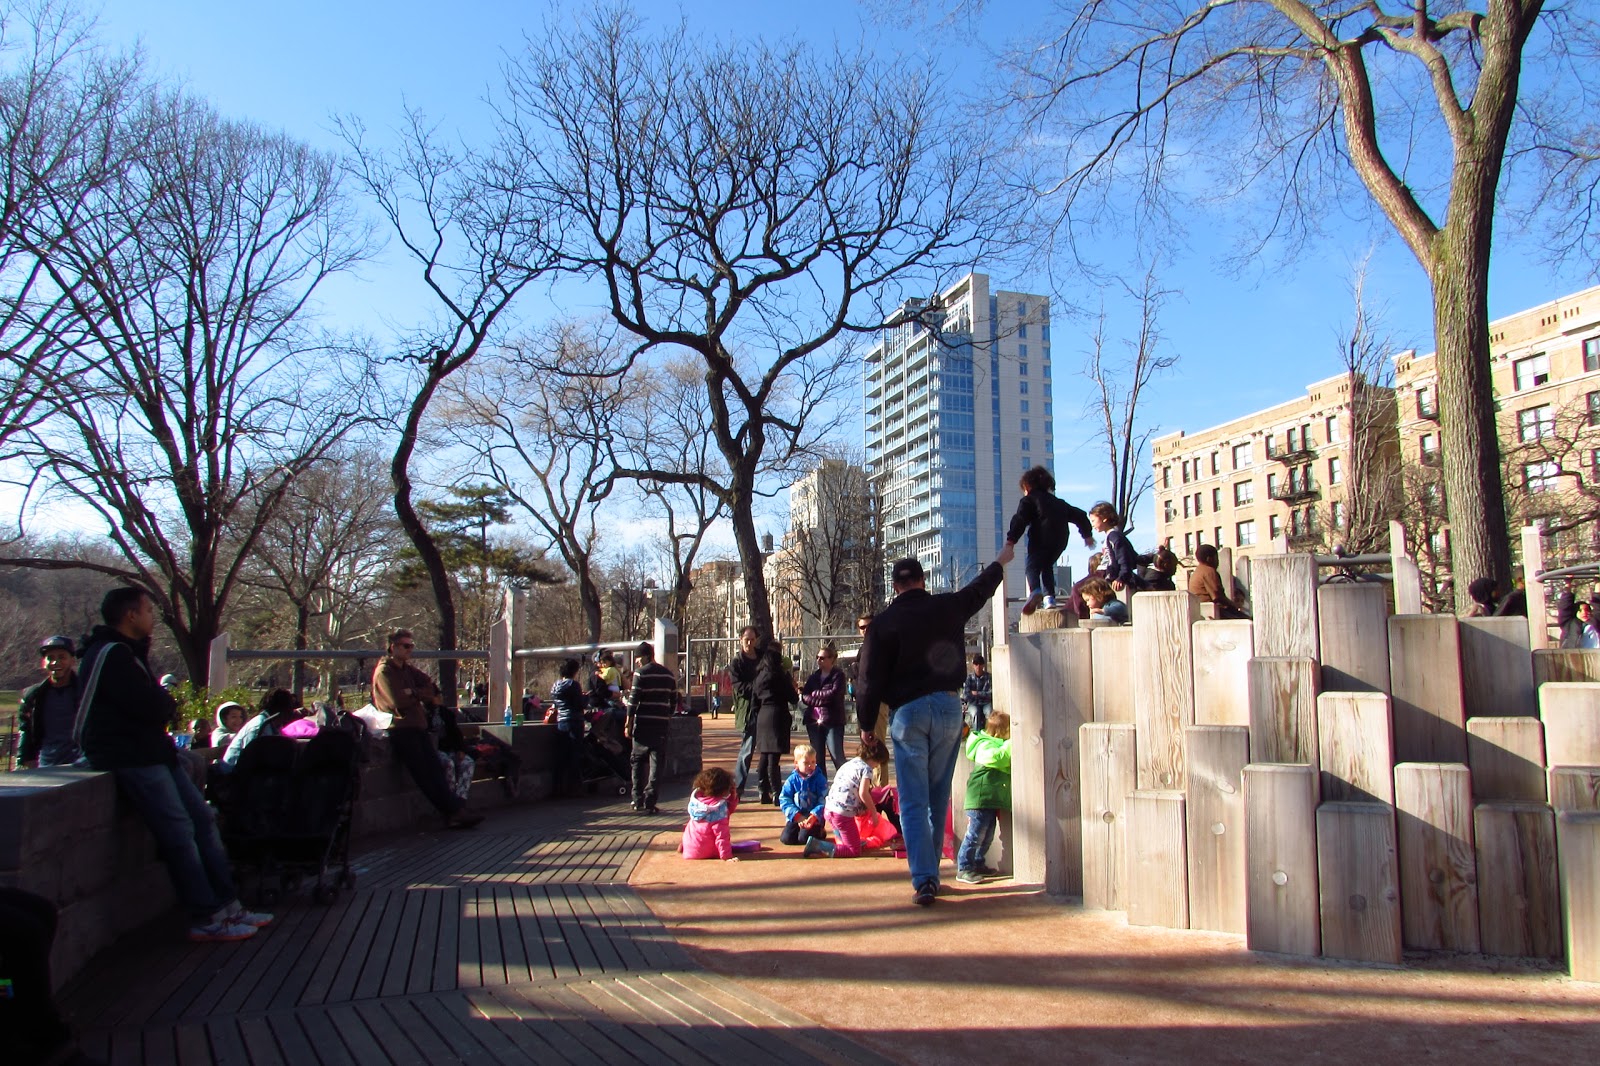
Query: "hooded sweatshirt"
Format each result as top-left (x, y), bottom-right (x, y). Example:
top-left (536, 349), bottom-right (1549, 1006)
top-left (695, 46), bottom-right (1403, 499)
top-left (779, 766), bottom-right (828, 821)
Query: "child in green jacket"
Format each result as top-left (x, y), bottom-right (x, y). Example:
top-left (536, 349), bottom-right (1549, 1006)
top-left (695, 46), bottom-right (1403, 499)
top-left (957, 710), bottom-right (1011, 884)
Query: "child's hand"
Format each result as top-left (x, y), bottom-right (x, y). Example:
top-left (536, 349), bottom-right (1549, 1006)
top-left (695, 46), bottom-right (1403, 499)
top-left (725, 856), bottom-right (740, 862)
top-left (1082, 535), bottom-right (1096, 548)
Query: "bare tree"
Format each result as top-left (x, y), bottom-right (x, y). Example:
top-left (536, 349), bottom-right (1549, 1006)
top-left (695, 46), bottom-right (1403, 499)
top-left (1001, 1), bottom-right (1596, 610)
top-left (777, 455), bottom-right (883, 635)
top-left (2, 87), bottom-right (372, 682)
top-left (1501, 390), bottom-right (1600, 568)
top-left (504, 10), bottom-right (1023, 637)
top-left (1084, 265), bottom-right (1177, 534)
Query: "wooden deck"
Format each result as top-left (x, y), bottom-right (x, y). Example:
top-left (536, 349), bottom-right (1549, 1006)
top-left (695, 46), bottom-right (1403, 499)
top-left (62, 793), bottom-right (894, 1065)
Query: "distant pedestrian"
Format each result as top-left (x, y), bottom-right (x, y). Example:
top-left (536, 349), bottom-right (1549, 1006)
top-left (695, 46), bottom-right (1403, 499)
top-left (1005, 465), bottom-right (1095, 615)
top-left (752, 637), bottom-right (797, 805)
top-left (728, 626), bottom-right (761, 798)
top-left (625, 641), bottom-right (676, 813)
top-left (16, 635), bottom-right (81, 769)
top-left (961, 654), bottom-right (992, 733)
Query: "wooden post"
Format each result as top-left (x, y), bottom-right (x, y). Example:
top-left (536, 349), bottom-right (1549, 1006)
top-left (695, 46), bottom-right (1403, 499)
top-left (1390, 520), bottom-right (1424, 616)
top-left (1218, 545), bottom-right (1236, 604)
top-left (1474, 801), bottom-right (1561, 959)
top-left (652, 617), bottom-right (680, 682)
top-left (207, 632), bottom-right (230, 691)
top-left (1533, 650), bottom-right (1600, 685)
top-left (1020, 607), bottom-right (1077, 633)
top-left (989, 645), bottom-right (1009, 717)
top-left (1316, 802), bottom-right (1402, 965)
top-left (509, 587), bottom-right (528, 709)
top-left (1185, 725), bottom-right (1249, 934)
top-left (1243, 763), bottom-right (1320, 956)
top-left (1247, 656), bottom-right (1320, 771)
top-left (1316, 583), bottom-right (1391, 693)
top-left (1557, 811), bottom-right (1600, 981)
top-left (1458, 617), bottom-right (1536, 718)
top-left (1091, 627), bottom-right (1135, 724)
top-left (1389, 615), bottom-right (1466, 763)
top-left (1132, 591), bottom-right (1200, 789)
top-left (1539, 682), bottom-right (1600, 766)
top-left (1249, 554), bottom-right (1319, 658)
top-left (1235, 554), bottom-right (1253, 617)
top-left (1040, 630), bottom-right (1092, 897)
top-left (1192, 620), bottom-right (1254, 726)
top-left (1521, 524), bottom-right (1549, 651)
top-left (1550, 767), bottom-right (1600, 813)
top-left (1465, 717), bottom-right (1547, 802)
top-left (1080, 723), bottom-right (1137, 911)
top-left (488, 614), bottom-right (511, 723)
top-left (1126, 790), bottom-right (1189, 929)
top-left (1316, 691), bottom-right (1394, 804)
top-left (992, 585), bottom-right (1009, 649)
top-left (1393, 762), bottom-right (1479, 952)
top-left (1007, 635), bottom-right (1047, 886)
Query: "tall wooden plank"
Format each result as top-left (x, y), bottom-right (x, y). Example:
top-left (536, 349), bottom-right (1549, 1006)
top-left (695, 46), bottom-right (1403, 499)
top-left (1184, 725), bottom-right (1249, 934)
top-left (1040, 630), bottom-right (1092, 897)
top-left (1539, 682), bottom-right (1600, 766)
top-left (1007, 636), bottom-right (1047, 885)
top-left (1132, 591), bottom-right (1200, 789)
top-left (1248, 657), bottom-right (1320, 772)
top-left (1393, 762), bottom-right (1479, 952)
top-left (1243, 763), bottom-right (1320, 956)
top-left (1126, 790), bottom-right (1188, 929)
top-left (1192, 620), bottom-right (1254, 726)
top-left (1532, 649), bottom-right (1600, 686)
top-left (1474, 802), bottom-right (1561, 960)
top-left (1557, 811), bottom-right (1600, 981)
top-left (1550, 766), bottom-right (1600, 812)
top-left (1091, 627), bottom-right (1135, 724)
top-left (1522, 524), bottom-right (1549, 651)
top-left (1316, 802), bottom-right (1402, 965)
top-left (988, 644), bottom-right (1009, 717)
top-left (1459, 617), bottom-right (1537, 717)
top-left (1389, 615), bottom-right (1466, 763)
top-left (1465, 717), bottom-right (1547, 802)
top-left (1250, 554), bottom-right (1319, 658)
top-left (1317, 691), bottom-right (1394, 804)
top-left (1317, 583), bottom-right (1391, 693)
top-left (1080, 723), bottom-right (1137, 911)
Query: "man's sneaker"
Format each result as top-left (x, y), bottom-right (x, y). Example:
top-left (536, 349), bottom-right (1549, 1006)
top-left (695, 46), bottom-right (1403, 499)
top-left (913, 881), bottom-right (937, 906)
top-left (803, 837), bottom-right (836, 858)
top-left (956, 868), bottom-right (986, 884)
top-left (188, 916), bottom-right (258, 943)
top-left (1021, 591), bottom-right (1043, 616)
top-left (226, 900), bottom-right (274, 927)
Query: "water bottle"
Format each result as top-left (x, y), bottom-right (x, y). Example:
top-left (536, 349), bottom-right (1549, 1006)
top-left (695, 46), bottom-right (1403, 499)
top-left (503, 706), bottom-right (513, 727)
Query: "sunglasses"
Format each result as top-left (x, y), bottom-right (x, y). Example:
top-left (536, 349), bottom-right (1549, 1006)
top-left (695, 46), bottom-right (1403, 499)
top-left (396, 642), bottom-right (415, 649)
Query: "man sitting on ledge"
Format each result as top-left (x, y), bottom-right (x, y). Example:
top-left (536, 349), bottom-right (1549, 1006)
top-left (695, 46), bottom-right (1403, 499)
top-left (76, 587), bottom-right (271, 943)
top-left (371, 629), bottom-right (483, 830)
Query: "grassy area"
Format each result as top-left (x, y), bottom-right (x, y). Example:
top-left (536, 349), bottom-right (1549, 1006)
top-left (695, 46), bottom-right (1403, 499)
top-left (0, 690), bottom-right (18, 767)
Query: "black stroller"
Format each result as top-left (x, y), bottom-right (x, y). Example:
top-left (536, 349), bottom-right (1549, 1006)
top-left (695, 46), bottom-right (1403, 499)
top-left (214, 731), bottom-right (360, 905)
top-left (580, 704), bottom-right (632, 795)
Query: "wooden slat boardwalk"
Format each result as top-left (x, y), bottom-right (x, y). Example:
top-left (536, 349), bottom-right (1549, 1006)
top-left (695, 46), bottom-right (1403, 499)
top-left (62, 792), bottom-right (894, 1066)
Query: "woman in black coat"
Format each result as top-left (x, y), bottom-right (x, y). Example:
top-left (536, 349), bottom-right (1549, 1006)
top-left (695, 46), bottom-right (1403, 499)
top-left (752, 640), bottom-right (796, 804)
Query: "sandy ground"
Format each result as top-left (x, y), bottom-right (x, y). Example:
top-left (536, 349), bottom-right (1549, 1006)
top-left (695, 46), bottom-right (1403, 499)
top-left (630, 717), bottom-right (1600, 1065)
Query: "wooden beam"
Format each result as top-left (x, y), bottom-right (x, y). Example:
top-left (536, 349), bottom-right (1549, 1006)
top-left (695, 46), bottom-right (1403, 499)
top-left (989, 645), bottom-right (1009, 717)
top-left (1533, 649), bottom-right (1600, 686)
top-left (1557, 811), bottom-right (1600, 981)
top-left (1133, 591), bottom-right (1200, 789)
top-left (1185, 725), bottom-right (1249, 934)
top-left (1039, 630), bottom-right (1092, 898)
top-left (1192, 620), bottom-right (1254, 727)
top-left (1550, 766), bottom-right (1600, 813)
top-left (1126, 790), bottom-right (1189, 929)
top-left (1465, 717), bottom-right (1547, 803)
top-left (1248, 656), bottom-right (1320, 772)
top-left (1249, 554), bottom-right (1319, 658)
top-left (1317, 583), bottom-right (1391, 693)
top-left (1243, 763), bottom-right (1321, 956)
top-left (1080, 723), bottom-right (1137, 911)
top-left (1317, 691), bottom-right (1394, 804)
top-left (1006, 635), bottom-right (1047, 886)
top-left (1393, 762), bottom-right (1479, 952)
top-left (1459, 617), bottom-right (1536, 717)
top-left (1539, 682), bottom-right (1600, 766)
top-left (1316, 801), bottom-right (1402, 965)
top-left (1474, 801), bottom-right (1561, 960)
top-left (1521, 524), bottom-right (1549, 651)
top-left (1389, 615), bottom-right (1466, 763)
top-left (1019, 607), bottom-right (1077, 633)
top-left (1391, 520), bottom-right (1424, 616)
top-left (1090, 627), bottom-right (1135, 724)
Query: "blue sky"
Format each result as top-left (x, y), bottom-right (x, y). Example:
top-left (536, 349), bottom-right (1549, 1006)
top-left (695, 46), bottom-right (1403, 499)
top-left (75, 2), bottom-right (1600, 575)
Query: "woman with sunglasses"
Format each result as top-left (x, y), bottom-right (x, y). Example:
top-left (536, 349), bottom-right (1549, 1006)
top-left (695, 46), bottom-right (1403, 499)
top-left (800, 643), bottom-right (848, 774)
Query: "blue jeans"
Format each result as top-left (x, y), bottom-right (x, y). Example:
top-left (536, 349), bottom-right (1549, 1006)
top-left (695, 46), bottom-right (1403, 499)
top-left (958, 808), bottom-right (999, 872)
top-left (805, 720), bottom-right (846, 774)
top-left (888, 691), bottom-right (963, 890)
top-left (114, 762), bottom-right (236, 920)
top-left (734, 731), bottom-right (756, 795)
top-left (1025, 541), bottom-right (1063, 598)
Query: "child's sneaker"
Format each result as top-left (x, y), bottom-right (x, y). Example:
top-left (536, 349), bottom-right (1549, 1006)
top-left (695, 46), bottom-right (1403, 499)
top-left (803, 837), bottom-right (835, 858)
top-left (956, 868), bottom-right (986, 884)
top-left (1021, 591), bottom-right (1043, 615)
top-left (1042, 594), bottom-right (1059, 610)
top-left (188, 915), bottom-right (258, 943)
top-left (226, 900), bottom-right (274, 927)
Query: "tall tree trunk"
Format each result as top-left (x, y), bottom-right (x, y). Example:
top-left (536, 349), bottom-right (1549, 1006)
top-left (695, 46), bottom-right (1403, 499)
top-left (294, 601), bottom-right (310, 699)
top-left (393, 368), bottom-right (460, 698)
top-left (728, 461), bottom-right (773, 639)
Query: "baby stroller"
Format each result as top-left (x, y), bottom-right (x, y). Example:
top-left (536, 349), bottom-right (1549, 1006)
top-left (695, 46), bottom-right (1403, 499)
top-left (581, 704), bottom-right (632, 795)
top-left (215, 730), bottom-right (360, 905)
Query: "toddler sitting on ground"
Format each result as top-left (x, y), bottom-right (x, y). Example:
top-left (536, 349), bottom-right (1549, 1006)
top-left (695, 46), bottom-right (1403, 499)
top-left (779, 744), bottom-right (829, 846)
top-left (680, 766), bottom-right (740, 861)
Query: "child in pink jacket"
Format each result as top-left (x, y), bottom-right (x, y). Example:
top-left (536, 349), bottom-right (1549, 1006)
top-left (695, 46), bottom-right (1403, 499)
top-left (680, 766), bottom-right (740, 861)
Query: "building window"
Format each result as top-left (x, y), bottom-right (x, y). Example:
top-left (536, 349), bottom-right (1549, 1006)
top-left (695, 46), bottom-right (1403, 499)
top-left (1286, 426), bottom-right (1299, 452)
top-left (1417, 385), bottom-right (1437, 419)
top-left (1212, 487), bottom-right (1221, 511)
top-left (1019, 361), bottom-right (1028, 375)
top-left (1518, 404), bottom-right (1556, 441)
top-left (1267, 471), bottom-right (1279, 497)
top-left (1018, 325), bottom-right (1028, 339)
top-left (1210, 453), bottom-right (1219, 476)
top-left (1232, 442), bottom-right (1252, 469)
top-left (1585, 337), bottom-right (1600, 372)
top-left (1331, 500), bottom-right (1345, 529)
top-left (1590, 391), bottom-right (1600, 427)
top-left (1237, 520), bottom-right (1256, 547)
top-left (1184, 532), bottom-right (1194, 556)
top-left (1328, 456), bottom-right (1342, 485)
top-left (1017, 301), bottom-right (1027, 317)
top-left (1043, 363), bottom-right (1051, 378)
top-left (1523, 462), bottom-right (1560, 494)
top-left (1513, 353), bottom-right (1551, 391)
top-left (1234, 481), bottom-right (1254, 505)
top-left (1591, 449), bottom-right (1600, 483)
top-left (1020, 419), bottom-right (1030, 433)
top-left (1269, 514), bottom-right (1282, 538)
top-left (1164, 498), bottom-right (1176, 523)
top-left (1265, 434), bottom-right (1277, 457)
top-left (1019, 381), bottom-right (1028, 394)
top-left (1430, 530), bottom-right (1450, 557)
top-left (1190, 492), bottom-right (1201, 516)
top-left (1021, 438), bottom-right (1031, 452)
top-left (1162, 465), bottom-right (1170, 489)
top-left (1020, 400), bottom-right (1030, 413)
top-left (1042, 324), bottom-right (1050, 342)
top-left (1302, 422), bottom-right (1314, 446)
top-left (1182, 460), bottom-right (1191, 484)
top-left (1420, 433), bottom-right (1439, 466)
top-left (1325, 415), bottom-right (1340, 442)
top-left (1214, 526), bottom-right (1222, 547)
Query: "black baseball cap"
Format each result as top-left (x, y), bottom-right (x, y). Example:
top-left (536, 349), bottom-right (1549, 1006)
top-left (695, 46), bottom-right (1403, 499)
top-left (39, 635), bottom-right (74, 655)
top-left (891, 558), bottom-right (925, 585)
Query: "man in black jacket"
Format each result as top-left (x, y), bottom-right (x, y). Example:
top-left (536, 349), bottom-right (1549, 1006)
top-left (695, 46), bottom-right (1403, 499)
top-left (77, 587), bottom-right (269, 943)
top-left (857, 547), bottom-right (1012, 907)
top-left (625, 641), bottom-right (676, 814)
top-left (16, 635), bottom-right (81, 768)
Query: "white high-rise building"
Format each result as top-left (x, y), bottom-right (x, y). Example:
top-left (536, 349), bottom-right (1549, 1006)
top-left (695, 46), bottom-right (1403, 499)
top-left (865, 272), bottom-right (1052, 596)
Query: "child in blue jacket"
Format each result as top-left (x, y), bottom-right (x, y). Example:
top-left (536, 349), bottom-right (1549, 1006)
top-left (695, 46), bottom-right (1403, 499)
top-left (778, 744), bottom-right (829, 846)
